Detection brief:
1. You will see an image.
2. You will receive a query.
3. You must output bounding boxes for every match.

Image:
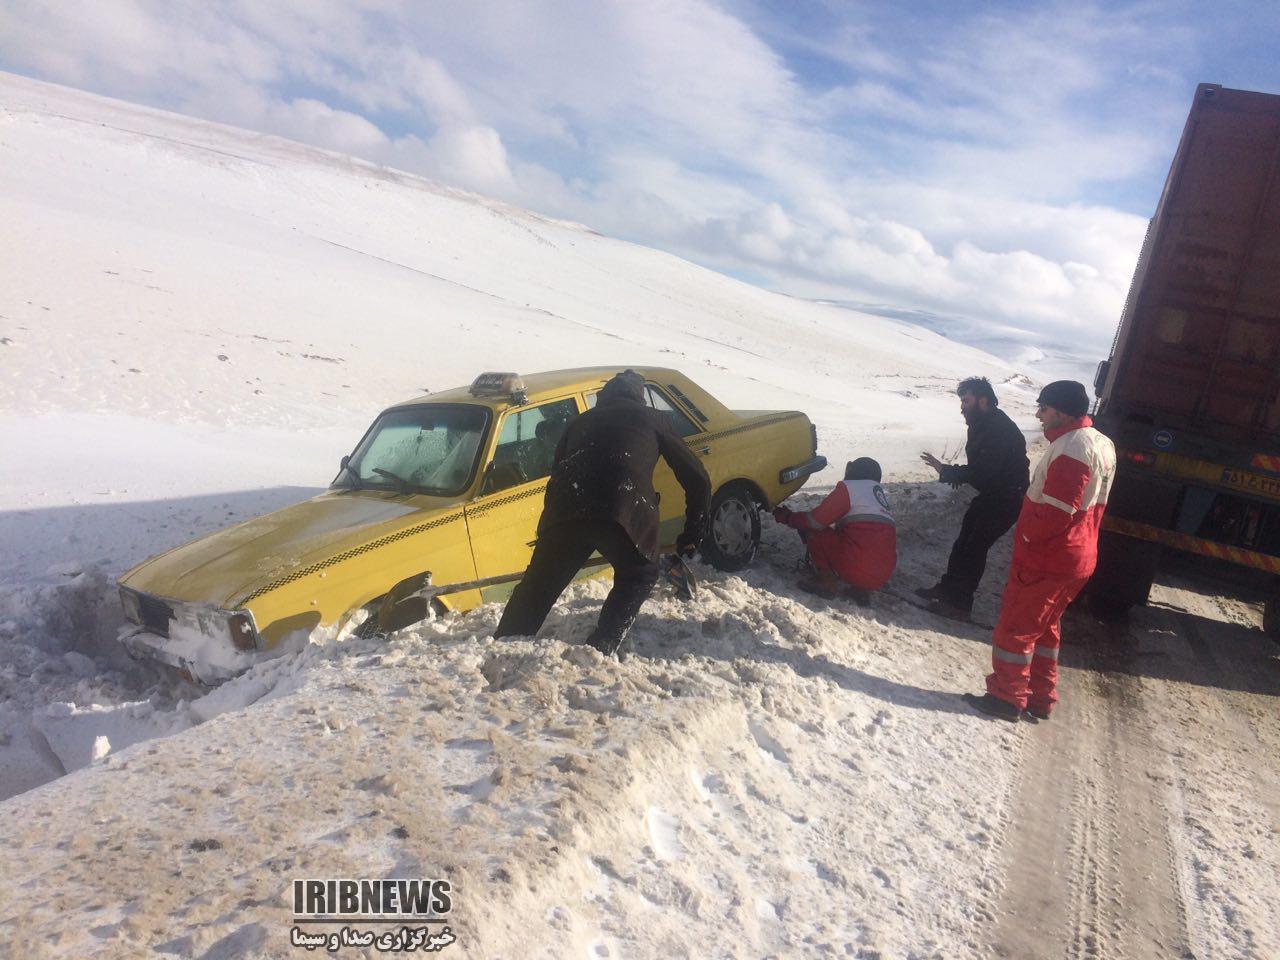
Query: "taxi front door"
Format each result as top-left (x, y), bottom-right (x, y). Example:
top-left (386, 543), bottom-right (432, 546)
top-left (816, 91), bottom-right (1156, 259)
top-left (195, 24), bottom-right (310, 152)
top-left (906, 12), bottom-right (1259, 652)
top-left (464, 397), bottom-right (580, 603)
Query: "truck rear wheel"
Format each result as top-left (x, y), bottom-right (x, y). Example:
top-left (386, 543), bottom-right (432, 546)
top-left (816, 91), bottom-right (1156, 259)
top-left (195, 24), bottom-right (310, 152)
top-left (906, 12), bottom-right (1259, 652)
top-left (1085, 531), bottom-right (1160, 623)
top-left (1263, 593), bottom-right (1280, 642)
top-left (701, 482), bottom-right (761, 572)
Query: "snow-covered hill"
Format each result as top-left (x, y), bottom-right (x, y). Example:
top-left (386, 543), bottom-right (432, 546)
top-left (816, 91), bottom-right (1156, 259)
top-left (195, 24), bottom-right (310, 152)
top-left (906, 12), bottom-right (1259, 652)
top-left (0, 69), bottom-right (1028, 583)
top-left (1, 73), bottom-right (1275, 960)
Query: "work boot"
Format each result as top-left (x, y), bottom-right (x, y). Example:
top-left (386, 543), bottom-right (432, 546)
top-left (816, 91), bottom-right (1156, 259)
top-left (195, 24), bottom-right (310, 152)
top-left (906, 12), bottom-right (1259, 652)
top-left (586, 632), bottom-right (624, 657)
top-left (925, 599), bottom-right (972, 623)
top-left (798, 569), bottom-right (842, 599)
top-left (1025, 702), bottom-right (1052, 721)
top-left (847, 587), bottom-right (873, 607)
top-left (962, 692), bottom-right (1021, 723)
top-left (914, 583), bottom-right (945, 601)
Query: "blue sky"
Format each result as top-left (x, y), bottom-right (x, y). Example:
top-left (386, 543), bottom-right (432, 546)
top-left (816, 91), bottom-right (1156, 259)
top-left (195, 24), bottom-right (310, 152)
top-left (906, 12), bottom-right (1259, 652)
top-left (3, 0), bottom-right (1278, 365)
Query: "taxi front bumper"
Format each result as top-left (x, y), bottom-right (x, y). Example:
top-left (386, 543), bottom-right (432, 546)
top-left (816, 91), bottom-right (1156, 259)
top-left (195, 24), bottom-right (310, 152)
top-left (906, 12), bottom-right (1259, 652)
top-left (118, 626), bottom-right (253, 685)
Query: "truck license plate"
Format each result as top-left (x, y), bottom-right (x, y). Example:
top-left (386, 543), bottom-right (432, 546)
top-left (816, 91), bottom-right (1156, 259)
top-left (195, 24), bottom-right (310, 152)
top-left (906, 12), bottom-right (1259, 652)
top-left (1220, 468), bottom-right (1280, 501)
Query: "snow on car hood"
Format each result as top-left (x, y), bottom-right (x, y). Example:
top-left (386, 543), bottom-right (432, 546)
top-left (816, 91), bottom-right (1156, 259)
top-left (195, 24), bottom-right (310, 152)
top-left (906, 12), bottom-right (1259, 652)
top-left (118, 491), bottom-right (441, 606)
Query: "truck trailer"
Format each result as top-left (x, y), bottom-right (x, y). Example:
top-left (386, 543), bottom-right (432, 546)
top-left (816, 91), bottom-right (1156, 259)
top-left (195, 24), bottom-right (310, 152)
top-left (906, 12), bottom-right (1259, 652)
top-left (1091, 83), bottom-right (1280, 635)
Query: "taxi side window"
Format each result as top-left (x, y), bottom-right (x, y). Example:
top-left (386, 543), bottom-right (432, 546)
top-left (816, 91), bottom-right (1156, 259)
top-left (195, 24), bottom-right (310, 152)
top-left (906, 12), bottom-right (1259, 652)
top-left (483, 398), bottom-right (578, 494)
top-left (585, 384), bottom-right (700, 437)
top-left (645, 385), bottom-right (701, 437)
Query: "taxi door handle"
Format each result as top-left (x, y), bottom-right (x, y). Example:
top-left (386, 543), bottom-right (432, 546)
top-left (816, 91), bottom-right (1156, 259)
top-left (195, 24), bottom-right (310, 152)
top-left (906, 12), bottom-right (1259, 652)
top-left (696, 446), bottom-right (711, 456)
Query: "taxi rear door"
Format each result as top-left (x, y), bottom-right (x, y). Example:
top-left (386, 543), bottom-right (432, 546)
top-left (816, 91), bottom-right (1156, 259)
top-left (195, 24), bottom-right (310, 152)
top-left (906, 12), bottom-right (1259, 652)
top-left (585, 382), bottom-right (712, 549)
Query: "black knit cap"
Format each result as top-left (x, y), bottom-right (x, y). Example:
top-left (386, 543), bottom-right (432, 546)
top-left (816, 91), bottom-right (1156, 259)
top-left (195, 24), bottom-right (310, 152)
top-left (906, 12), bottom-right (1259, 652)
top-left (599, 369), bottom-right (645, 404)
top-left (845, 457), bottom-right (882, 482)
top-left (1037, 380), bottom-right (1089, 418)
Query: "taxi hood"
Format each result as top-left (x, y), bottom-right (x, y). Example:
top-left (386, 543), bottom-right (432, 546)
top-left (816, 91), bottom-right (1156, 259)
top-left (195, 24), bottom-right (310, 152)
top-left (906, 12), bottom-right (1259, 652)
top-left (119, 490), bottom-right (457, 607)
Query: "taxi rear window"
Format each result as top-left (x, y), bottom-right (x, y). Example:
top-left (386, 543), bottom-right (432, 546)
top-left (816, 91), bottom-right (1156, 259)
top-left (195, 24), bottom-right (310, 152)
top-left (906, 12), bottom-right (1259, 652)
top-left (586, 384), bottom-right (701, 437)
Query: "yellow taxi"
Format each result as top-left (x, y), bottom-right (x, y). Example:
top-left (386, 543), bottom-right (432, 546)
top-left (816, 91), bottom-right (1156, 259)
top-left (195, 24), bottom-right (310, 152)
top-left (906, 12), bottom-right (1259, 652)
top-left (117, 367), bottom-right (827, 681)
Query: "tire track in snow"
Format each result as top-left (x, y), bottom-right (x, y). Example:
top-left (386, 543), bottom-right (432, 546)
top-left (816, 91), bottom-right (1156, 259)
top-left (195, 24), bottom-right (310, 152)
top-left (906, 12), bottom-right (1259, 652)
top-left (988, 622), bottom-right (1193, 959)
top-left (1150, 606), bottom-right (1280, 959)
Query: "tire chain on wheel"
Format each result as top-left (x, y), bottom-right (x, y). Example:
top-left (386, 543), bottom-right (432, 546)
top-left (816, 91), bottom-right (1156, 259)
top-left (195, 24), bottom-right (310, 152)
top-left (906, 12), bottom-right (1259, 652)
top-left (701, 483), bottom-right (761, 572)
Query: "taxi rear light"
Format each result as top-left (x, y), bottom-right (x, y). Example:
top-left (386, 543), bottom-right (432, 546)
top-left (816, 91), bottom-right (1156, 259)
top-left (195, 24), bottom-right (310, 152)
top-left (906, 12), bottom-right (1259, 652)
top-left (1122, 449), bottom-right (1156, 467)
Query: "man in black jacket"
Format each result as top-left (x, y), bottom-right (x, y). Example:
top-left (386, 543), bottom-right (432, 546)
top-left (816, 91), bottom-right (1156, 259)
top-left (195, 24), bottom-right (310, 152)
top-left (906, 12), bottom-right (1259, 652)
top-left (495, 370), bottom-right (711, 655)
top-left (918, 376), bottom-right (1029, 620)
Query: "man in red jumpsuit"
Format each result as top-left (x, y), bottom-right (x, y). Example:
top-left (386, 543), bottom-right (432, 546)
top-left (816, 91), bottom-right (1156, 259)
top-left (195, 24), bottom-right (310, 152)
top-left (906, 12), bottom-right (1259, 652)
top-left (773, 458), bottom-right (897, 604)
top-left (964, 381), bottom-right (1116, 722)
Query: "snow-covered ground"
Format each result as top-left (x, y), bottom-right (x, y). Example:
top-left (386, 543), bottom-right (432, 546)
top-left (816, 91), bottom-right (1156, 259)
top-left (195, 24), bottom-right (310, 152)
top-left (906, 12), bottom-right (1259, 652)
top-left (1, 72), bottom-right (1276, 959)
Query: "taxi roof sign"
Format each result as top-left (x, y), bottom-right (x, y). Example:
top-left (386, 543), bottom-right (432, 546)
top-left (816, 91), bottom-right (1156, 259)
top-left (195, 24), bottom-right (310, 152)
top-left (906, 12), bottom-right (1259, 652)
top-left (469, 372), bottom-right (528, 404)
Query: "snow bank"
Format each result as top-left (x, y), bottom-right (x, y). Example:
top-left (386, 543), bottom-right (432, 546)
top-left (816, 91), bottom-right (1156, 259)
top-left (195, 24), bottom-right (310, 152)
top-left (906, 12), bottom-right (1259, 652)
top-left (0, 499), bottom-right (1027, 957)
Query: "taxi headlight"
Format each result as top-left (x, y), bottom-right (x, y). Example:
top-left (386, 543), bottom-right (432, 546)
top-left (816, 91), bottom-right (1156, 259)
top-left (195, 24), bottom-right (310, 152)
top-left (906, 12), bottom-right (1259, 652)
top-left (119, 586), bottom-right (143, 625)
top-left (228, 611), bottom-right (259, 651)
top-left (181, 604), bottom-right (260, 652)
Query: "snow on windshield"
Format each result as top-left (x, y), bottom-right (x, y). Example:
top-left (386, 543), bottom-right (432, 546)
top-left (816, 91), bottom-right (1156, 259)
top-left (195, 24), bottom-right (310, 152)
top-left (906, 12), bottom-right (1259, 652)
top-left (345, 405), bottom-right (488, 495)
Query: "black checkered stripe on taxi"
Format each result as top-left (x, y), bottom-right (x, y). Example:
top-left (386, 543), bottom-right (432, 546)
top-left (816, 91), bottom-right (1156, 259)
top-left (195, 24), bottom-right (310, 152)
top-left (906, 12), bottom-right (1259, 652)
top-left (468, 482), bottom-right (549, 517)
top-left (237, 510), bottom-right (466, 604)
top-left (689, 412), bottom-right (804, 446)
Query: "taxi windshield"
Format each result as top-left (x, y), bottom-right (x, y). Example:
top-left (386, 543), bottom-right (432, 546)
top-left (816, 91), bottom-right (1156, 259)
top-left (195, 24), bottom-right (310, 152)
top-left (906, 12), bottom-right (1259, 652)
top-left (335, 404), bottom-right (490, 496)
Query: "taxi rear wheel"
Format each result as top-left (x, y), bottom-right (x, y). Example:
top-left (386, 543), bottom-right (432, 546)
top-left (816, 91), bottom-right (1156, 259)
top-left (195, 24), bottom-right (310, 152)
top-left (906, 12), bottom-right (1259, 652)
top-left (701, 483), bottom-right (760, 572)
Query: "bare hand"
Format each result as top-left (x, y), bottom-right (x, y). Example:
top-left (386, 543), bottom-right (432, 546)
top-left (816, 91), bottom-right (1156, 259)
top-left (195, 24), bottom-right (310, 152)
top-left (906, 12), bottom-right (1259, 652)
top-left (920, 452), bottom-right (944, 474)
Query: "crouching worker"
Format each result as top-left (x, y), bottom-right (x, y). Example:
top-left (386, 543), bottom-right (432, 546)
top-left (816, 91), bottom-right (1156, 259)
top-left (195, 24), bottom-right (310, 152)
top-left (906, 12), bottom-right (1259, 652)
top-left (494, 370), bottom-right (710, 656)
top-left (773, 458), bottom-right (897, 604)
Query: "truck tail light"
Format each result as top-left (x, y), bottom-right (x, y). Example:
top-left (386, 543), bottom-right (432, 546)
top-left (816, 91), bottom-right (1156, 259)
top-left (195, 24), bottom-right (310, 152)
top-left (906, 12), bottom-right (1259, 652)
top-left (1121, 449), bottom-right (1156, 467)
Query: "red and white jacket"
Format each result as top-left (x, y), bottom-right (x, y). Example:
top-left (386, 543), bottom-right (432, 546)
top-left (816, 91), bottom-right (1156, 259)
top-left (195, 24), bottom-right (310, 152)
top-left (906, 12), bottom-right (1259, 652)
top-left (799, 479), bottom-right (895, 530)
top-left (787, 479), bottom-right (897, 589)
top-left (1012, 416), bottom-right (1116, 578)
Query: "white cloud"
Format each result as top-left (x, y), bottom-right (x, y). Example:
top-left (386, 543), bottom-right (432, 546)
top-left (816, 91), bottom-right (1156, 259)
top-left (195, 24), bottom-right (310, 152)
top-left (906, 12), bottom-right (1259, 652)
top-left (0, 0), bottom-right (1225, 364)
top-left (415, 124), bottom-right (516, 195)
top-left (268, 98), bottom-right (390, 155)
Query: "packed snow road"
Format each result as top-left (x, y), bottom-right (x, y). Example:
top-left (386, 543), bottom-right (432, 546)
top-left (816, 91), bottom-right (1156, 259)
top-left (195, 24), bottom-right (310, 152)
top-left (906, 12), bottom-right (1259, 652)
top-left (991, 581), bottom-right (1279, 960)
top-left (1, 484), bottom-right (1277, 959)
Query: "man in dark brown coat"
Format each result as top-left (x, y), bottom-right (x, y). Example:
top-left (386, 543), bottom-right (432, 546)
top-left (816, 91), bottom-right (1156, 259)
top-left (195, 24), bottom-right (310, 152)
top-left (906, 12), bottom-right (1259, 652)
top-left (495, 370), bottom-right (710, 654)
